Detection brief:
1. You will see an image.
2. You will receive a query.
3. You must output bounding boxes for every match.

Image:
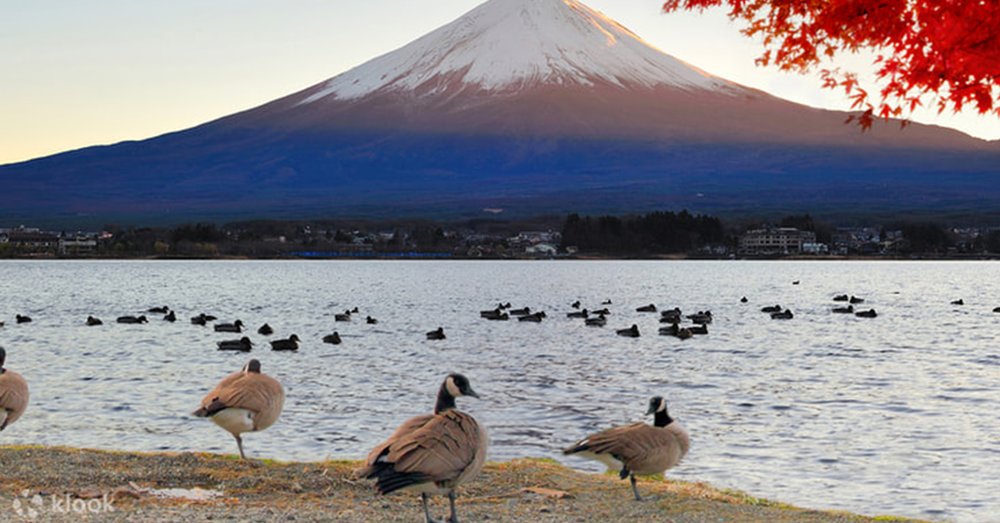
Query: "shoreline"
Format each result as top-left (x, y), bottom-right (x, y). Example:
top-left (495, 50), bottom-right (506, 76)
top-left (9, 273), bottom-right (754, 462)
top-left (0, 445), bottom-right (924, 522)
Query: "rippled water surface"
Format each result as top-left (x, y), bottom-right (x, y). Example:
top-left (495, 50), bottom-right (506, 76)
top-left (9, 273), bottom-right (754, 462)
top-left (2, 260), bottom-right (1000, 522)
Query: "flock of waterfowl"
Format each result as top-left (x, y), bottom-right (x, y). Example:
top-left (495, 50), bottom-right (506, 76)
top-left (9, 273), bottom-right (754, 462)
top-left (2, 289), bottom-right (999, 523)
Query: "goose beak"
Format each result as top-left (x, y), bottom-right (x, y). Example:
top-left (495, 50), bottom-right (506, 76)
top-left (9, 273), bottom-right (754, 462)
top-left (465, 388), bottom-right (481, 399)
top-left (645, 404), bottom-right (657, 415)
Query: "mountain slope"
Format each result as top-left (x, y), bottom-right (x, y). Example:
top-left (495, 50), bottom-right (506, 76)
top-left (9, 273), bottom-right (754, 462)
top-left (1, 0), bottom-right (998, 227)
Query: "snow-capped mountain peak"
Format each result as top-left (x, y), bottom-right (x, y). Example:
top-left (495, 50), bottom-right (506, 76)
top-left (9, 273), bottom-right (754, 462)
top-left (301, 0), bottom-right (730, 103)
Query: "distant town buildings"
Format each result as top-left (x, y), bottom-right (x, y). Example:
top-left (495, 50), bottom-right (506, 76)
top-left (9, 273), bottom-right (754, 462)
top-left (739, 227), bottom-right (817, 255)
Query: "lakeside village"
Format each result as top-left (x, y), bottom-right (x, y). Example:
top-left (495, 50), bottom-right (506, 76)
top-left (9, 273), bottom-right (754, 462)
top-left (3, 212), bottom-right (1000, 260)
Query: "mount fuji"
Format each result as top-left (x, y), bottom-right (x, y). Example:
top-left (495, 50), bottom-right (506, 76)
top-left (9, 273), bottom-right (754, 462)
top-left (2, 0), bottom-right (998, 226)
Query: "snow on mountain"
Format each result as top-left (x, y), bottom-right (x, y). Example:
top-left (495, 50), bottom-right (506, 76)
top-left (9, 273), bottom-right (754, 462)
top-left (301, 0), bottom-right (733, 103)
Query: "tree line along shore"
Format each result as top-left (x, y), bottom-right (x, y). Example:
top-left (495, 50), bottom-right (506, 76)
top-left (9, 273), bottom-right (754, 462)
top-left (3, 211), bottom-right (999, 259)
top-left (0, 446), bottom-right (924, 523)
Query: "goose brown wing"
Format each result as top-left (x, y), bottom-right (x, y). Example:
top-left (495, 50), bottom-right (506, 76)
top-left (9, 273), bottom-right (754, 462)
top-left (381, 410), bottom-right (483, 482)
top-left (567, 423), bottom-right (673, 466)
top-left (197, 372), bottom-right (283, 420)
top-left (365, 414), bottom-right (435, 467)
top-left (0, 371), bottom-right (29, 430)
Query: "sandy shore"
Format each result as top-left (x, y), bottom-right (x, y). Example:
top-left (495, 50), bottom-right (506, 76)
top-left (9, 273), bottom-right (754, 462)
top-left (0, 446), bottom-right (923, 522)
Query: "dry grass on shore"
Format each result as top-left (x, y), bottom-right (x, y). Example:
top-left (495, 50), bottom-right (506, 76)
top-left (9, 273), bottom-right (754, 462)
top-left (0, 445), bottom-right (924, 522)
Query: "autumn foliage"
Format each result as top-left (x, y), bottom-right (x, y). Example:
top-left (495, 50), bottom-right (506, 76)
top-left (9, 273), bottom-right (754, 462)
top-left (662, 0), bottom-right (1000, 128)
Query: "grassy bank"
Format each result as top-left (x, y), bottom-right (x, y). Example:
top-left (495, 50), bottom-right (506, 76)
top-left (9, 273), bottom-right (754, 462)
top-left (0, 446), bottom-right (923, 522)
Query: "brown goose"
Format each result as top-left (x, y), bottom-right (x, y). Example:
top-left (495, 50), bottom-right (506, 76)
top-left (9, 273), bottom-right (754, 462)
top-left (362, 374), bottom-right (486, 523)
top-left (564, 396), bottom-right (689, 501)
top-left (0, 347), bottom-right (29, 432)
top-left (193, 359), bottom-right (284, 460)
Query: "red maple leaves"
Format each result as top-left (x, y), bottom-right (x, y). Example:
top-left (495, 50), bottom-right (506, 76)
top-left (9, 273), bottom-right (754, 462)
top-left (662, 0), bottom-right (1000, 129)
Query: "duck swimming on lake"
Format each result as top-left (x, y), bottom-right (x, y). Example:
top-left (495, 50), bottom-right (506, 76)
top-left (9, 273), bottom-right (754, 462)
top-left (323, 332), bottom-right (342, 345)
top-left (366, 316), bottom-right (378, 325)
top-left (164, 311), bottom-right (177, 322)
top-left (426, 327), bottom-right (446, 340)
top-left (269, 335), bottom-right (300, 351)
top-left (518, 312), bottom-right (545, 322)
top-left (951, 299), bottom-right (965, 306)
top-left (850, 296), bottom-right (866, 304)
top-left (148, 306), bottom-right (169, 314)
top-left (334, 311), bottom-right (352, 322)
top-left (832, 305), bottom-right (854, 314)
top-left (257, 324), bottom-right (273, 336)
top-left (214, 320), bottom-right (244, 333)
top-left (585, 315), bottom-right (607, 327)
top-left (217, 337), bottom-right (253, 352)
top-left (855, 309), bottom-right (878, 318)
top-left (509, 307), bottom-right (531, 317)
top-left (636, 304), bottom-right (657, 313)
top-left (15, 315), bottom-right (31, 324)
top-left (86, 316), bottom-right (103, 326)
top-left (833, 294), bottom-right (849, 302)
top-left (117, 315), bottom-right (148, 324)
top-left (567, 309), bottom-right (588, 319)
top-left (761, 305), bottom-right (782, 314)
top-left (771, 310), bottom-right (794, 320)
top-left (617, 325), bottom-right (640, 337)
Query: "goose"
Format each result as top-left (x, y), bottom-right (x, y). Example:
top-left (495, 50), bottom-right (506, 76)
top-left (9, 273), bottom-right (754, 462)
top-left (426, 327), bottom-right (446, 340)
top-left (850, 296), bottom-right (866, 304)
top-left (833, 294), bottom-right (849, 302)
top-left (335, 311), bottom-right (352, 322)
top-left (86, 316), bottom-right (103, 326)
top-left (257, 324), bottom-right (274, 336)
top-left (509, 307), bottom-right (531, 317)
top-left (0, 347), bottom-right (30, 432)
top-left (15, 315), bottom-right (31, 324)
top-left (518, 312), bottom-right (544, 323)
top-left (214, 320), bottom-right (244, 333)
top-left (571, 300), bottom-right (581, 309)
top-left (636, 304), bottom-right (657, 313)
top-left (951, 299), bottom-right (965, 306)
top-left (367, 316), bottom-right (379, 325)
top-left (217, 337), bottom-right (253, 352)
top-left (771, 310), bottom-right (794, 320)
top-left (617, 325), bottom-right (640, 338)
top-left (855, 309), bottom-right (878, 318)
top-left (564, 396), bottom-right (689, 501)
top-left (117, 315), bottom-right (148, 324)
top-left (567, 309), bottom-right (588, 319)
top-left (362, 374), bottom-right (486, 523)
top-left (323, 332), bottom-right (342, 345)
top-left (148, 306), bottom-right (169, 314)
top-left (585, 315), bottom-right (607, 327)
top-left (193, 359), bottom-right (284, 460)
top-left (832, 305), bottom-right (854, 314)
top-left (164, 311), bottom-right (177, 322)
top-left (761, 305), bottom-right (782, 314)
top-left (270, 335), bottom-right (300, 351)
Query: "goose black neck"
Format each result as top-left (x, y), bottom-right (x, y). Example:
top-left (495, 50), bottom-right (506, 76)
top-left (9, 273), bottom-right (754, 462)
top-left (653, 410), bottom-right (673, 427)
top-left (435, 384), bottom-right (456, 414)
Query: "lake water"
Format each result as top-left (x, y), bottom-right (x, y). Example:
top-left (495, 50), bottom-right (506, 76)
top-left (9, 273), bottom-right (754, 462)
top-left (1, 260), bottom-right (999, 522)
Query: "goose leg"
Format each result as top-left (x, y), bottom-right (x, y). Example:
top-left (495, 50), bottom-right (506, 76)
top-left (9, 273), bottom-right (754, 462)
top-left (421, 493), bottom-right (443, 523)
top-left (447, 490), bottom-right (460, 523)
top-left (630, 474), bottom-right (643, 501)
top-left (235, 434), bottom-right (246, 460)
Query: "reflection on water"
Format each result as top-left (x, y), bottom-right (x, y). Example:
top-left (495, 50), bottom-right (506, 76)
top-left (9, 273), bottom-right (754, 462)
top-left (1, 260), bottom-right (999, 522)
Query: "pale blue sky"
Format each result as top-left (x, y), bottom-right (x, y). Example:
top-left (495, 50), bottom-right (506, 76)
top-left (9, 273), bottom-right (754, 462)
top-left (1, 0), bottom-right (997, 164)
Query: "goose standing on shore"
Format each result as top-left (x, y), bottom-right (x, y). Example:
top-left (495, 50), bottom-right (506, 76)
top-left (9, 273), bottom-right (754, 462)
top-left (193, 359), bottom-right (284, 460)
top-left (362, 374), bottom-right (486, 523)
top-left (0, 347), bottom-right (29, 432)
top-left (563, 396), bottom-right (689, 501)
